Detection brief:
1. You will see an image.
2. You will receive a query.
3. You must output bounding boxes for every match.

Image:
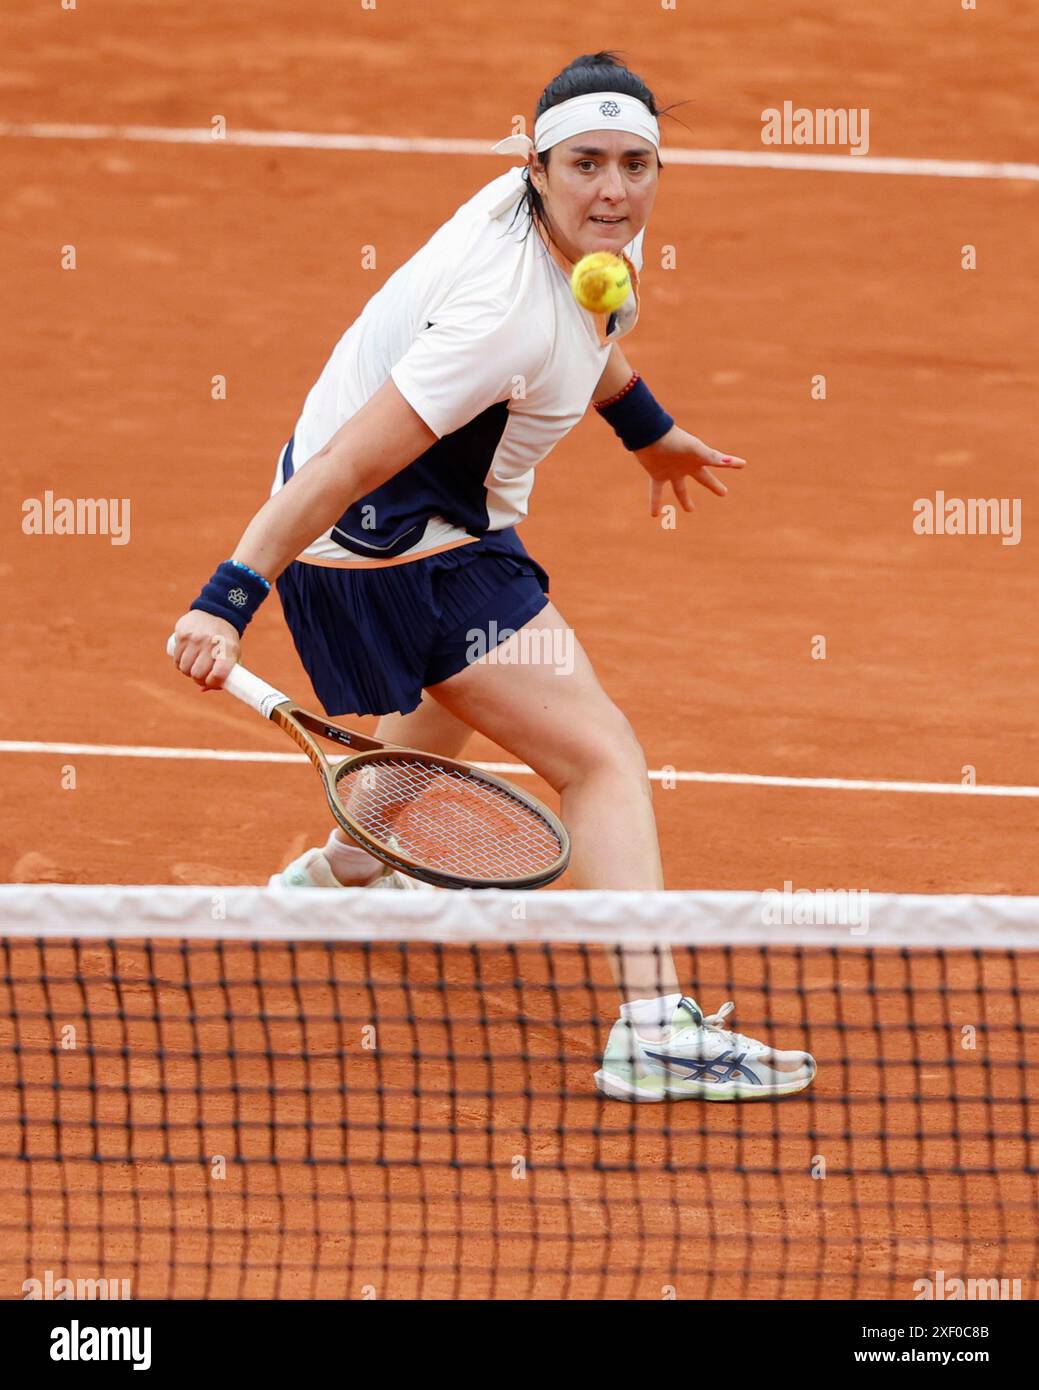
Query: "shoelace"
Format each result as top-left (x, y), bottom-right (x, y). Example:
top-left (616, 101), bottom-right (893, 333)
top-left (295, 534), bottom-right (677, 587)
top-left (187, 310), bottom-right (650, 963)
top-left (686, 999), bottom-right (764, 1055)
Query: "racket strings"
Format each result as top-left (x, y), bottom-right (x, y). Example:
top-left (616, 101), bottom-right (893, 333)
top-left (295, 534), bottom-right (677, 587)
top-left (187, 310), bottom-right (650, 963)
top-left (334, 757), bottom-right (563, 881)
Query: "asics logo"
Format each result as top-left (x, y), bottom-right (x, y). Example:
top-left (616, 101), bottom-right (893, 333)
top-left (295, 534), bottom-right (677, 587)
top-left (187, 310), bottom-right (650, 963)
top-left (599, 101), bottom-right (621, 118)
top-left (227, 586), bottom-right (249, 608)
top-left (642, 1048), bottom-right (763, 1086)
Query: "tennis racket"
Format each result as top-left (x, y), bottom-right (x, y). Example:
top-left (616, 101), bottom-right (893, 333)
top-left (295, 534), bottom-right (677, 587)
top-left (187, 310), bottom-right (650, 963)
top-left (166, 637), bottom-right (570, 890)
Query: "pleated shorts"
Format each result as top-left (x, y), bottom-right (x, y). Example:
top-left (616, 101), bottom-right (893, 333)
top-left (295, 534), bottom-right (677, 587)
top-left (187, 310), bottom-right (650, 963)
top-left (275, 528), bottom-right (551, 716)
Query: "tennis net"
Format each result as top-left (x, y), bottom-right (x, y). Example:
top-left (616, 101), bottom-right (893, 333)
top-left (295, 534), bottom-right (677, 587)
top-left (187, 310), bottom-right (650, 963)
top-left (1, 885), bottom-right (1036, 1300)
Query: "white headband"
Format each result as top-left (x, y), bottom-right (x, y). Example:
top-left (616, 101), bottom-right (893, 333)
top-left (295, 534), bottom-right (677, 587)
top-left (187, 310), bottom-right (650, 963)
top-left (492, 91), bottom-right (660, 160)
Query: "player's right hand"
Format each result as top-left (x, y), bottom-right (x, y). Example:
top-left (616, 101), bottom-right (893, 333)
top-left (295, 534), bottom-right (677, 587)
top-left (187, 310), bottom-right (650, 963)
top-left (171, 612), bottom-right (240, 691)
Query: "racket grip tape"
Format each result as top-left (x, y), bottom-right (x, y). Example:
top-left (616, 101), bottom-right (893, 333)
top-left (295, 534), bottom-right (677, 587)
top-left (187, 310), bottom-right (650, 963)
top-left (166, 635), bottom-right (290, 720)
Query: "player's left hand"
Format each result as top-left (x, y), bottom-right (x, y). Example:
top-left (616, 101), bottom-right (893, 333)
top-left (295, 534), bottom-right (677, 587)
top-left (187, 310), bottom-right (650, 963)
top-left (635, 426), bottom-right (747, 518)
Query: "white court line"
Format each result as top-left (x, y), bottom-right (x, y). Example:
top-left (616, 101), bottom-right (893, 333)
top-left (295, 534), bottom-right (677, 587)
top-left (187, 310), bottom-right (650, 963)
top-left (0, 739), bottom-right (1035, 798)
top-left (1, 121), bottom-right (1037, 181)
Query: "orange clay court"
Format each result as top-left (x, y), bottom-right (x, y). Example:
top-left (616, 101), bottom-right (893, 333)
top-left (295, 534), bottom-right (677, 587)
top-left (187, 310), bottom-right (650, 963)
top-left (0, 1), bottom-right (1036, 1300)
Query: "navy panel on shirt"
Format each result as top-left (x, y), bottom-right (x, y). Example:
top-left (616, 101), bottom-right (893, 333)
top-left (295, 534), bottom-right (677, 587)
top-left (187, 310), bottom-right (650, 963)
top-left (334, 399), bottom-right (510, 559)
top-left (282, 400), bottom-right (511, 560)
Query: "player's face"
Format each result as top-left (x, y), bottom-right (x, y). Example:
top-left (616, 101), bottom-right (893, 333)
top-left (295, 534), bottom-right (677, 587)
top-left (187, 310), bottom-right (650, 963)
top-left (532, 130), bottom-right (659, 262)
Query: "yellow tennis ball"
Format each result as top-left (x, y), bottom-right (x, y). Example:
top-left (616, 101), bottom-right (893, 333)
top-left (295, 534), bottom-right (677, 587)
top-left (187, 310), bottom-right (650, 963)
top-left (570, 252), bottom-right (631, 314)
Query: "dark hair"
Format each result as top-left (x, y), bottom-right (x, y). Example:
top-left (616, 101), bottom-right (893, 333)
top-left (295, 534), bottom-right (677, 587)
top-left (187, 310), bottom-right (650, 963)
top-left (508, 52), bottom-right (687, 243)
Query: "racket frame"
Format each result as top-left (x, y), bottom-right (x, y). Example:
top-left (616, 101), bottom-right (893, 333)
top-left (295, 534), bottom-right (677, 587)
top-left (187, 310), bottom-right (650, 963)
top-left (280, 705), bottom-right (569, 889)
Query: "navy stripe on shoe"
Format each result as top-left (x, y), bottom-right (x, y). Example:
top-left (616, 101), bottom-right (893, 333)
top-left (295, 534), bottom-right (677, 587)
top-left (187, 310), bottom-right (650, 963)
top-left (642, 1049), bottom-right (763, 1086)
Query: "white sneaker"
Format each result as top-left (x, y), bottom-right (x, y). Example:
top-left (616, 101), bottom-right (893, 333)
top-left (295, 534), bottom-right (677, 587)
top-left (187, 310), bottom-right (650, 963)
top-left (267, 845), bottom-right (434, 891)
top-left (594, 997), bottom-right (816, 1102)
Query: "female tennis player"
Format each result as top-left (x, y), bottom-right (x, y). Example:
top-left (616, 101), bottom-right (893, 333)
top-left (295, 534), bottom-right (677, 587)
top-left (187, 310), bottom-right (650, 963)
top-left (171, 52), bottom-right (815, 1102)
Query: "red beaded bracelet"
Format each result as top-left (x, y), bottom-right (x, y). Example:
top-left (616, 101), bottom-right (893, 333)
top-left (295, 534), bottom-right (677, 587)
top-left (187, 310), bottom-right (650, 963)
top-left (593, 371), bottom-right (640, 411)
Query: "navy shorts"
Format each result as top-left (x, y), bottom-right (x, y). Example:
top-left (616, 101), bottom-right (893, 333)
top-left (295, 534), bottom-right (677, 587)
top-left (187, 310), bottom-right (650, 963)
top-left (276, 528), bottom-right (551, 717)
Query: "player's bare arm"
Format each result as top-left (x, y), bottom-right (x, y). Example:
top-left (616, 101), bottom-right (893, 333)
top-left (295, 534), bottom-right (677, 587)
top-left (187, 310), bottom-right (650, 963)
top-left (232, 379), bottom-right (436, 582)
top-left (592, 343), bottom-right (640, 403)
top-left (173, 379), bottom-right (436, 688)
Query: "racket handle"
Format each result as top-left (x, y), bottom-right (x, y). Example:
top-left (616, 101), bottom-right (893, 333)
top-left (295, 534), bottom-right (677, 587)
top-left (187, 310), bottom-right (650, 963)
top-left (166, 635), bottom-right (290, 720)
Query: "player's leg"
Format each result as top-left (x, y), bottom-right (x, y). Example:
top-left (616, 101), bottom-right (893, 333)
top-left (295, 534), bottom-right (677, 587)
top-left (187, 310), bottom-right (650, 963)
top-left (324, 694), bottom-right (474, 883)
top-left (428, 600), bottom-right (661, 890)
top-left (269, 696), bottom-right (474, 889)
top-left (270, 693), bottom-right (476, 889)
top-left (426, 600), bottom-right (675, 1002)
top-left (373, 692), bottom-right (473, 758)
top-left (428, 601), bottom-right (816, 1101)
top-left (272, 556), bottom-right (477, 889)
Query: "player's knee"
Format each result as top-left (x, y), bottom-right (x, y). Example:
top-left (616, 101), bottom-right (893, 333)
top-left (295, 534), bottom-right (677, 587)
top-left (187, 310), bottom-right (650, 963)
top-left (553, 703), bottom-right (649, 791)
top-left (611, 713), bottom-right (652, 789)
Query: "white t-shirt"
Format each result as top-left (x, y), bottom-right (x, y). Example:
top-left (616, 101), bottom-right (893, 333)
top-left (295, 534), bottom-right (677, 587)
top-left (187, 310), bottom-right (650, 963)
top-left (274, 165), bottom-right (644, 564)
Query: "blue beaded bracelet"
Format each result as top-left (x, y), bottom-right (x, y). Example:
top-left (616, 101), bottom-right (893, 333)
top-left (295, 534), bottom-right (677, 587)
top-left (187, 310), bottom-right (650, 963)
top-left (594, 373), bottom-right (674, 452)
top-left (190, 559), bottom-right (272, 636)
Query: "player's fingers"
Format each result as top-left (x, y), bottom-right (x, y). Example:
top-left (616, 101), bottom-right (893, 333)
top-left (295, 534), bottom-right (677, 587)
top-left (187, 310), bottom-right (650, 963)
top-left (715, 452), bottom-right (747, 468)
top-left (188, 650), bottom-right (214, 685)
top-left (204, 628), bottom-right (240, 688)
top-left (649, 477), bottom-right (663, 517)
top-left (672, 476), bottom-right (695, 512)
top-left (206, 655), bottom-right (236, 690)
top-left (174, 630), bottom-right (211, 676)
top-left (175, 641), bottom-right (199, 675)
top-left (694, 466), bottom-right (728, 497)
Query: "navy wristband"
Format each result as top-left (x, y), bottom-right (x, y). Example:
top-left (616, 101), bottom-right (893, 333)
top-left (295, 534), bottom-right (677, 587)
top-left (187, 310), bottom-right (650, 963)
top-left (594, 374), bottom-right (674, 452)
top-left (190, 559), bottom-right (271, 636)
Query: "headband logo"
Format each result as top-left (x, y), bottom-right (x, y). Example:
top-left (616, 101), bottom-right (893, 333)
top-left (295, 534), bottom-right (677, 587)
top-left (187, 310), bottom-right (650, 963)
top-left (599, 101), bottom-right (621, 118)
